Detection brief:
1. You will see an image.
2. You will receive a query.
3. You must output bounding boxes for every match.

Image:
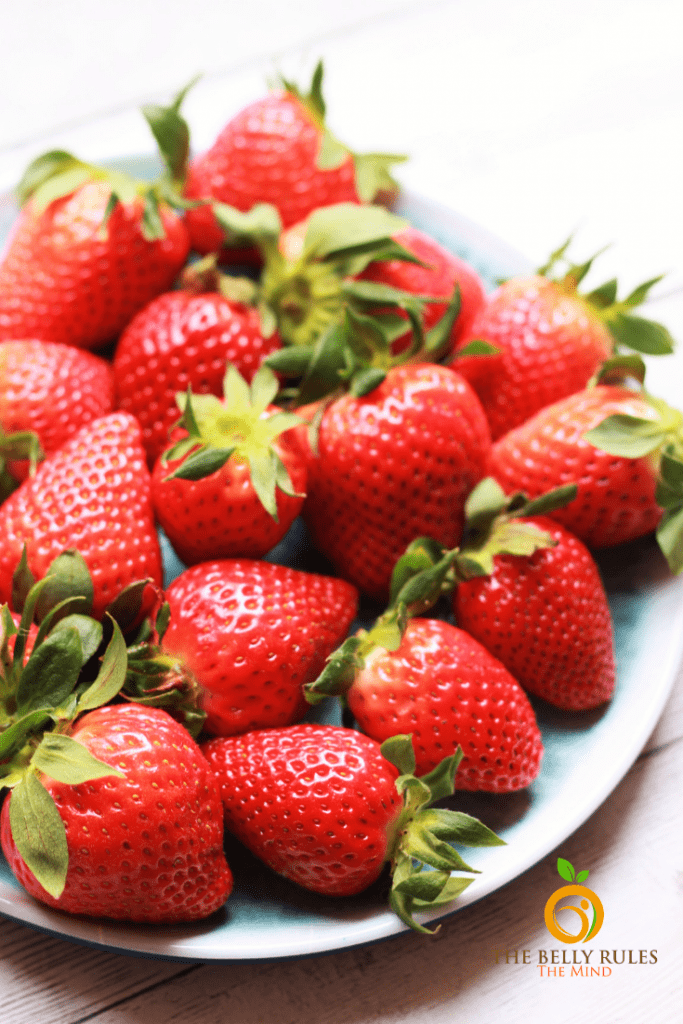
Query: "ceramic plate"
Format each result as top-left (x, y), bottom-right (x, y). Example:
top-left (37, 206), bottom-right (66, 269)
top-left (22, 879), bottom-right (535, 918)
top-left (1, 161), bottom-right (682, 961)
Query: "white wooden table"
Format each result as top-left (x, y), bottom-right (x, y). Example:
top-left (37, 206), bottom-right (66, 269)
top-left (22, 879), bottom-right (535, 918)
top-left (1, 2), bottom-right (682, 1021)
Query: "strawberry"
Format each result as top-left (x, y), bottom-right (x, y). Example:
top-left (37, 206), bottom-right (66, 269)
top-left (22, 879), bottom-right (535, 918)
top-left (202, 725), bottom-right (504, 930)
top-left (454, 516), bottom-right (615, 711)
top-left (488, 384), bottom-right (669, 550)
top-left (334, 618), bottom-right (543, 791)
top-left (0, 177), bottom-right (189, 352)
top-left (0, 412), bottom-right (162, 619)
top-left (301, 363), bottom-right (491, 600)
top-left (184, 62), bottom-right (404, 254)
top-left (161, 559), bottom-right (358, 736)
top-left (113, 282), bottom-right (282, 466)
top-left (357, 226), bottom-right (486, 355)
top-left (452, 243), bottom-right (674, 440)
top-left (0, 340), bottom-right (114, 485)
top-left (0, 92), bottom-right (194, 352)
top-left (151, 366), bottom-right (306, 564)
top-left (1, 704), bottom-right (232, 922)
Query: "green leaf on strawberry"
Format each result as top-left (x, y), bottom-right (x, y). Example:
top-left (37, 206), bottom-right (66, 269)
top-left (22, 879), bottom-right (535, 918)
top-left (380, 738), bottom-right (505, 933)
top-left (9, 770), bottom-right (70, 899)
top-left (163, 365), bottom-right (303, 521)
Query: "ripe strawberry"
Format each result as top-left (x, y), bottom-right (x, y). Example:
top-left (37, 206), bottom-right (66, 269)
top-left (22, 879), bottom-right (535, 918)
top-left (202, 724), bottom-right (504, 929)
top-left (488, 385), bottom-right (666, 549)
top-left (161, 559), bottom-right (358, 736)
top-left (1, 704), bottom-right (233, 922)
top-left (301, 363), bottom-right (491, 600)
top-left (0, 179), bottom-right (189, 351)
top-left (0, 340), bottom-right (114, 483)
top-left (113, 287), bottom-right (282, 466)
top-left (151, 366), bottom-right (306, 564)
top-left (0, 412), bottom-right (162, 619)
top-left (357, 226), bottom-right (486, 355)
top-left (203, 725), bottom-right (400, 897)
top-left (454, 516), bottom-right (616, 710)
top-left (342, 618), bottom-right (543, 791)
top-left (184, 62), bottom-right (403, 253)
top-left (452, 246), bottom-right (674, 440)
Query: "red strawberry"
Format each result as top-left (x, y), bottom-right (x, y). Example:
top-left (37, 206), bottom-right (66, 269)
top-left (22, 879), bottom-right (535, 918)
top-left (202, 724), bottom-right (504, 929)
top-left (488, 385), bottom-right (665, 549)
top-left (151, 366), bottom-right (307, 564)
top-left (452, 249), bottom-right (674, 440)
top-left (113, 288), bottom-right (282, 466)
top-left (184, 62), bottom-right (403, 253)
top-left (357, 227), bottom-right (486, 355)
top-left (454, 516), bottom-right (616, 710)
top-left (0, 180), bottom-right (189, 351)
top-left (203, 725), bottom-right (401, 897)
top-left (301, 363), bottom-right (491, 599)
top-left (453, 275), bottom-right (613, 440)
top-left (0, 412), bottom-right (162, 618)
top-left (1, 704), bottom-right (233, 922)
top-left (161, 559), bottom-right (358, 736)
top-left (344, 618), bottom-right (543, 791)
top-left (0, 340), bottom-right (114, 482)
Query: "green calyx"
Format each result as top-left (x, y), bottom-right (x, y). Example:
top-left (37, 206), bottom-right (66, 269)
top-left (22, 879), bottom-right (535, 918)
top-left (277, 60), bottom-right (407, 203)
top-left (122, 601), bottom-right (205, 738)
top-left (162, 364), bottom-right (303, 521)
top-left (0, 551), bottom-right (129, 899)
top-left (261, 203), bottom-right (463, 403)
top-left (304, 478), bottom-right (576, 707)
top-left (379, 736), bottom-right (505, 934)
top-left (536, 237), bottom-right (675, 358)
top-left (584, 384), bottom-right (683, 573)
top-left (16, 81), bottom-right (197, 241)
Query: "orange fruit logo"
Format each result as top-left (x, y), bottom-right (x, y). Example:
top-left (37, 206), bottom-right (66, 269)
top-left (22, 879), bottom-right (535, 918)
top-left (544, 859), bottom-right (604, 943)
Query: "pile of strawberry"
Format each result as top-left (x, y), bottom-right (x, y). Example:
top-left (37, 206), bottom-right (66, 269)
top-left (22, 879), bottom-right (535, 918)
top-left (0, 64), bottom-right (681, 936)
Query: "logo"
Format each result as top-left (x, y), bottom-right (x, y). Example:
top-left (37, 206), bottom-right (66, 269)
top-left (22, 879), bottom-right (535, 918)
top-left (544, 858), bottom-right (604, 943)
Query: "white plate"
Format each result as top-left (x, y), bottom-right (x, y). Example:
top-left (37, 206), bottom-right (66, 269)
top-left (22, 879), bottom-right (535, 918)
top-left (1, 165), bottom-right (682, 961)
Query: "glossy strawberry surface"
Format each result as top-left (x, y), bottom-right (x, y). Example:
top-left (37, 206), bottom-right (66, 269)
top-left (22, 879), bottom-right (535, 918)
top-left (0, 412), bottom-right (162, 618)
top-left (358, 227), bottom-right (486, 354)
top-left (202, 724), bottom-right (401, 897)
top-left (454, 517), bottom-right (615, 710)
top-left (1, 705), bottom-right (233, 922)
top-left (0, 182), bottom-right (189, 351)
top-left (454, 275), bottom-right (613, 439)
top-left (302, 363), bottom-right (491, 599)
top-left (184, 91), bottom-right (359, 252)
top-left (114, 290), bottom-right (282, 465)
top-left (151, 424), bottom-right (307, 564)
top-left (0, 340), bottom-right (114, 480)
top-left (162, 560), bottom-right (358, 736)
top-left (488, 386), bottom-right (661, 548)
top-left (348, 618), bottom-right (543, 791)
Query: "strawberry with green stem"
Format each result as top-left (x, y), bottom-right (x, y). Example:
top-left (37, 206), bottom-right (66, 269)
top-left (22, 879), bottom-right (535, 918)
top-left (0, 553), bottom-right (232, 921)
top-left (202, 725), bottom-right (504, 933)
top-left (151, 364), bottom-right (306, 564)
top-left (0, 86), bottom-right (196, 351)
top-left (304, 479), bottom-right (575, 780)
top-left (453, 238), bottom-right (676, 440)
top-left (488, 360), bottom-right (683, 571)
top-left (184, 61), bottom-right (406, 255)
top-left (260, 203), bottom-right (466, 403)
